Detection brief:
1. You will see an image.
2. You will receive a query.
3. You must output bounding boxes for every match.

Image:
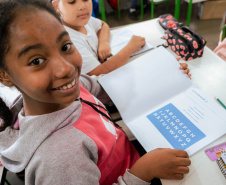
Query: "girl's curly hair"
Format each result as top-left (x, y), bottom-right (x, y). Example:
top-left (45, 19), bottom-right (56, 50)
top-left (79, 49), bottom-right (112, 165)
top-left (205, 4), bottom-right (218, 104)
top-left (0, 97), bottom-right (13, 131)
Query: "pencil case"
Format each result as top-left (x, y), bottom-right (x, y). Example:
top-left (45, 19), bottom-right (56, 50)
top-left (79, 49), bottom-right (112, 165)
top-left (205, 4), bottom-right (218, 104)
top-left (159, 14), bottom-right (183, 30)
top-left (164, 26), bottom-right (207, 61)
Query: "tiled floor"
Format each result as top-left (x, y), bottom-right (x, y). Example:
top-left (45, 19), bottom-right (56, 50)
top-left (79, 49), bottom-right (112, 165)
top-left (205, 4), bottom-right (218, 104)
top-left (2, 2), bottom-right (224, 185)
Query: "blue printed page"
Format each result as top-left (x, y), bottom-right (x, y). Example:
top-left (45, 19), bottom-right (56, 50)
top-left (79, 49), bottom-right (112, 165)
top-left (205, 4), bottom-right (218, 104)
top-left (127, 87), bottom-right (226, 156)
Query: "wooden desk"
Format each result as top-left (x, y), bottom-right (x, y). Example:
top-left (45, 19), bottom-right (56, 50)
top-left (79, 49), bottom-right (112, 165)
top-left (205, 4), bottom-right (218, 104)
top-left (111, 19), bottom-right (226, 185)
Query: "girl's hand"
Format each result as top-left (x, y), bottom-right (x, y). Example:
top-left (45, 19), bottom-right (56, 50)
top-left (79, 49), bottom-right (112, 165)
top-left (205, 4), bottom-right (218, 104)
top-left (98, 42), bottom-right (111, 62)
top-left (180, 63), bottom-right (191, 79)
top-left (176, 57), bottom-right (191, 79)
top-left (127, 35), bottom-right (146, 53)
top-left (129, 148), bottom-right (191, 182)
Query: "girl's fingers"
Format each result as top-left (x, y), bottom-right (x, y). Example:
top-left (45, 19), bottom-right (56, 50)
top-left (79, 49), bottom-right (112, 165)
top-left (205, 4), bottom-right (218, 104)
top-left (176, 166), bottom-right (190, 174)
top-left (176, 56), bottom-right (181, 61)
top-left (177, 158), bottom-right (191, 166)
top-left (174, 149), bottom-right (189, 158)
top-left (183, 69), bottom-right (190, 74)
top-left (180, 63), bottom-right (188, 69)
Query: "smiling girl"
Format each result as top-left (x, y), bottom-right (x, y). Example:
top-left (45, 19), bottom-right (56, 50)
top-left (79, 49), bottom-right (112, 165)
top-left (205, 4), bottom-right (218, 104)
top-left (0, 0), bottom-right (190, 184)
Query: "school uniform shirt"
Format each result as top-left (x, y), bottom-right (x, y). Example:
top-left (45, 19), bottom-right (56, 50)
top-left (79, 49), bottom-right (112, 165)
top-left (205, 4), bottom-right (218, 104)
top-left (65, 17), bottom-right (102, 75)
top-left (0, 74), bottom-right (150, 185)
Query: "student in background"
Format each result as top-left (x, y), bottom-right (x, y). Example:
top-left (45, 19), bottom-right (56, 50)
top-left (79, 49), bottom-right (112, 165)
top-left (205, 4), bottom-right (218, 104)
top-left (51, 0), bottom-right (190, 77)
top-left (214, 31), bottom-right (226, 61)
top-left (129, 0), bottom-right (148, 20)
top-left (0, 0), bottom-right (191, 184)
top-left (51, 0), bottom-right (146, 76)
top-left (214, 23), bottom-right (226, 61)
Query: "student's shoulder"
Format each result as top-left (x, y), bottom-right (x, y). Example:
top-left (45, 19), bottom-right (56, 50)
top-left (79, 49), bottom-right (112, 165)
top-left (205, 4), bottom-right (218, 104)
top-left (88, 16), bottom-right (102, 24)
top-left (87, 16), bottom-right (102, 30)
top-left (32, 125), bottom-right (99, 163)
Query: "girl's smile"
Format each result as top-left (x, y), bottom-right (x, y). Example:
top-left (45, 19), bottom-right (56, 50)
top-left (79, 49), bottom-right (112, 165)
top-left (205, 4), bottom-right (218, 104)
top-left (51, 77), bottom-right (79, 96)
top-left (2, 8), bottom-right (83, 116)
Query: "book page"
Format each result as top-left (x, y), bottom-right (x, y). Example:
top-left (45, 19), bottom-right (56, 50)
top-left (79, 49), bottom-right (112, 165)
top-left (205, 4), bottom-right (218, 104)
top-left (127, 87), bottom-right (226, 156)
top-left (98, 47), bottom-right (192, 123)
top-left (99, 46), bottom-right (226, 156)
top-left (109, 29), bottom-right (154, 57)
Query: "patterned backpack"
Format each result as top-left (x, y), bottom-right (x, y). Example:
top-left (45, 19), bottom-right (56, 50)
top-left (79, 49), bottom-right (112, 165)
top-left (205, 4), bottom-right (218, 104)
top-left (159, 14), bottom-right (207, 61)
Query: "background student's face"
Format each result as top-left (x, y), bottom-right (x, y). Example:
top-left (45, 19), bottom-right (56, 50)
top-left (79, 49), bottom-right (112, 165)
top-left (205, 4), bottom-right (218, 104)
top-left (3, 9), bottom-right (83, 115)
top-left (55, 0), bottom-right (93, 29)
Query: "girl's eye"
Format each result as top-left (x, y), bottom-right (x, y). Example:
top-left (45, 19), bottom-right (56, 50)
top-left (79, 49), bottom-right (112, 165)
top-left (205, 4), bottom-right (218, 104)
top-left (68, 1), bottom-right (75, 4)
top-left (62, 43), bottom-right (73, 52)
top-left (30, 58), bottom-right (45, 66)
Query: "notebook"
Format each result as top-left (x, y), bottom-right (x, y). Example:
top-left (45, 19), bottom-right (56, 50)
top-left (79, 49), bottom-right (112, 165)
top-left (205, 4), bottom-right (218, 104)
top-left (98, 46), bottom-right (226, 156)
top-left (216, 151), bottom-right (226, 179)
top-left (109, 29), bottom-right (154, 57)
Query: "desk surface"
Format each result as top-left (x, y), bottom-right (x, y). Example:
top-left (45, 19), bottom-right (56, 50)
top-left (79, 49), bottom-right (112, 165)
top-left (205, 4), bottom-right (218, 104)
top-left (111, 19), bottom-right (226, 185)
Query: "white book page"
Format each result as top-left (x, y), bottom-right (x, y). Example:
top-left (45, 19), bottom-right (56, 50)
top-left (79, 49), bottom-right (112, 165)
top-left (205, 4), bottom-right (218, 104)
top-left (127, 87), bottom-right (226, 156)
top-left (110, 29), bottom-right (154, 57)
top-left (98, 47), bottom-right (192, 123)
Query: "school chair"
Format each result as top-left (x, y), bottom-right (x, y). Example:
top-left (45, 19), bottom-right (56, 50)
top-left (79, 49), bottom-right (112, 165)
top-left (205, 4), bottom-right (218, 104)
top-left (98, 0), bottom-right (121, 22)
top-left (174, 0), bottom-right (207, 27)
top-left (0, 167), bottom-right (11, 185)
top-left (140, 0), bottom-right (169, 20)
top-left (222, 24), bottom-right (226, 41)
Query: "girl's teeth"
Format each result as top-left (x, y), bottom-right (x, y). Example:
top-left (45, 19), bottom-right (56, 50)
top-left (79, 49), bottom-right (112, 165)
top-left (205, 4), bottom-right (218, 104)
top-left (58, 79), bottom-right (76, 90)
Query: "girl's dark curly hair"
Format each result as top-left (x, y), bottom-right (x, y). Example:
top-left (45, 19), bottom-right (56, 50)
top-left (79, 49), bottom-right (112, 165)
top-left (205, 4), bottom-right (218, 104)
top-left (0, 0), bottom-right (61, 131)
top-left (0, 97), bottom-right (13, 131)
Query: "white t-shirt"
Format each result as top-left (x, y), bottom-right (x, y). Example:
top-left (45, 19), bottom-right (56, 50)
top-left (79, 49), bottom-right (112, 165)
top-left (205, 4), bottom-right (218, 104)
top-left (64, 17), bottom-right (102, 74)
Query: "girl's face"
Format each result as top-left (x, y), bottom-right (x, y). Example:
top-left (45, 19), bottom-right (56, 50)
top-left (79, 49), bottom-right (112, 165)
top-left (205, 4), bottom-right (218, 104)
top-left (2, 9), bottom-right (82, 115)
top-left (54, 0), bottom-right (93, 30)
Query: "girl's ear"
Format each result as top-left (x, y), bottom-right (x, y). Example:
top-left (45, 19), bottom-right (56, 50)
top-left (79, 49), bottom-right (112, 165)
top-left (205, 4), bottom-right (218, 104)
top-left (0, 69), bottom-right (14, 87)
top-left (52, 0), bottom-right (60, 13)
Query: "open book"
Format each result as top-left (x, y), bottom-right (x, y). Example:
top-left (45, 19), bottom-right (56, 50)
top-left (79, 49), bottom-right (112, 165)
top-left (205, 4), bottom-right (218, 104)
top-left (98, 47), bottom-right (226, 156)
top-left (109, 29), bottom-right (154, 57)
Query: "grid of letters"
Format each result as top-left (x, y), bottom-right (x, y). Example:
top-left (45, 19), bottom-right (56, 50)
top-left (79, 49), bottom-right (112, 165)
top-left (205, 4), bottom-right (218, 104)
top-left (147, 103), bottom-right (206, 150)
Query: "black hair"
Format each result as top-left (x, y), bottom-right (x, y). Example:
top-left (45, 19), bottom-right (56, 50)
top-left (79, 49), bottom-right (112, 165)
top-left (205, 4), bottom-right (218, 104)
top-left (0, 0), bottom-right (61, 131)
top-left (0, 97), bottom-right (13, 131)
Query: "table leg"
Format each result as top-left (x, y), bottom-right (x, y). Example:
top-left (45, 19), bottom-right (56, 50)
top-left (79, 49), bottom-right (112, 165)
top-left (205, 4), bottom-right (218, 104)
top-left (99, 0), bottom-right (107, 22)
top-left (186, 0), bottom-right (193, 26)
top-left (174, 0), bottom-right (180, 20)
top-left (140, 0), bottom-right (144, 20)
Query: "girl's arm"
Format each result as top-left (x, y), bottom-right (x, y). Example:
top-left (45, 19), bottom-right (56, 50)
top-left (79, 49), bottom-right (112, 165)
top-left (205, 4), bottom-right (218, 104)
top-left (97, 21), bottom-right (111, 62)
top-left (88, 35), bottom-right (145, 76)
